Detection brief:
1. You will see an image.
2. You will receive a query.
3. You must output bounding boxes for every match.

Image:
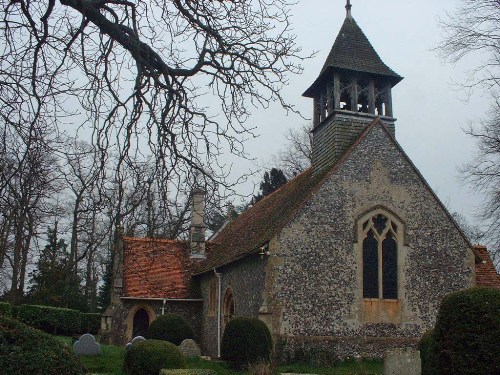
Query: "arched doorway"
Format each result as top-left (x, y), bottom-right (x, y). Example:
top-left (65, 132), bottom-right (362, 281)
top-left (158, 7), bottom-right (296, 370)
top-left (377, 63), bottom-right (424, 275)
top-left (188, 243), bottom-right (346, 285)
top-left (223, 288), bottom-right (235, 328)
top-left (132, 308), bottom-right (150, 338)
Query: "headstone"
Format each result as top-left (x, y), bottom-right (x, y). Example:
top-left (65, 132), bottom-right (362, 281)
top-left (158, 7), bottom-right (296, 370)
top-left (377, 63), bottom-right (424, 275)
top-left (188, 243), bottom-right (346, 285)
top-left (384, 348), bottom-right (421, 375)
top-left (73, 334), bottom-right (101, 356)
top-left (178, 339), bottom-right (201, 358)
top-left (126, 335), bottom-right (146, 352)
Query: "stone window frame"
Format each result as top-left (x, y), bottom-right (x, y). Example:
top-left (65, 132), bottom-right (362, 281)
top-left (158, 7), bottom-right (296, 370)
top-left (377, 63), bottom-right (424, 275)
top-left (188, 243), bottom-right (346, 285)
top-left (208, 277), bottom-right (217, 316)
top-left (356, 207), bottom-right (406, 301)
top-left (356, 207), bottom-right (407, 324)
top-left (222, 287), bottom-right (235, 328)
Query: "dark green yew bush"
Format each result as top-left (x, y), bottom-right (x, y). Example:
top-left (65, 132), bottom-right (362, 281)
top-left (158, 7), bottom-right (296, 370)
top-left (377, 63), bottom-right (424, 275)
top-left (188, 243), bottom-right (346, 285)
top-left (0, 314), bottom-right (86, 375)
top-left (434, 287), bottom-right (500, 375)
top-left (146, 313), bottom-right (194, 345)
top-left (17, 304), bottom-right (82, 335)
top-left (0, 302), bottom-right (12, 316)
top-left (124, 339), bottom-right (185, 375)
top-left (418, 329), bottom-right (439, 375)
top-left (221, 317), bottom-right (273, 369)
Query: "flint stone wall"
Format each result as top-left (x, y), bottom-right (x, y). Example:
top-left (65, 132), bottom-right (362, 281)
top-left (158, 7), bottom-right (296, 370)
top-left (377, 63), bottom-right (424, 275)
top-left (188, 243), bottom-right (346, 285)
top-left (267, 123), bottom-right (474, 359)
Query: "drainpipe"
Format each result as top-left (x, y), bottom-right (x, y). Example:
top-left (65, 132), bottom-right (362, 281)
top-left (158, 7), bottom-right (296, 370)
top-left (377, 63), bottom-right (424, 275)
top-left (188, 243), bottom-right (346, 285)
top-left (214, 268), bottom-right (222, 358)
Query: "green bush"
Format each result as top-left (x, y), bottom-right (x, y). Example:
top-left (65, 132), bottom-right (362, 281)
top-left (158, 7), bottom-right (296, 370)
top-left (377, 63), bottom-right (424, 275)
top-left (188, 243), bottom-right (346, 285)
top-left (0, 302), bottom-right (12, 316)
top-left (221, 317), bottom-right (273, 369)
top-left (418, 329), bottom-right (439, 375)
top-left (124, 339), bottom-right (185, 375)
top-left (17, 304), bottom-right (82, 335)
top-left (0, 314), bottom-right (86, 375)
top-left (81, 312), bottom-right (101, 334)
top-left (434, 287), bottom-right (500, 375)
top-left (146, 313), bottom-right (194, 345)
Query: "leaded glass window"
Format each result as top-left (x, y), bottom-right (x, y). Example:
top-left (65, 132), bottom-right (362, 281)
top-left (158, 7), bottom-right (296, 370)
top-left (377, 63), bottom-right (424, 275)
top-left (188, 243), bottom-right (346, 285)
top-left (361, 212), bottom-right (400, 299)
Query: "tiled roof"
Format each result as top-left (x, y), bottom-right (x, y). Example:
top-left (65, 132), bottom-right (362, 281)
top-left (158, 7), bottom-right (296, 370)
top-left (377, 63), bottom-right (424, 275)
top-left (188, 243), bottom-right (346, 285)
top-left (321, 17), bottom-right (401, 78)
top-left (195, 168), bottom-right (322, 274)
top-left (474, 245), bottom-right (500, 289)
top-left (196, 118), bottom-right (477, 274)
top-left (303, 17), bottom-right (402, 97)
top-left (123, 237), bottom-right (193, 298)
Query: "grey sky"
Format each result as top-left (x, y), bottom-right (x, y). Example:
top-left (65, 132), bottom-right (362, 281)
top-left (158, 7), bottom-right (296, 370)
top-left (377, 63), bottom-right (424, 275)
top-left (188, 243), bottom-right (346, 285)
top-left (238, 0), bottom-right (488, 225)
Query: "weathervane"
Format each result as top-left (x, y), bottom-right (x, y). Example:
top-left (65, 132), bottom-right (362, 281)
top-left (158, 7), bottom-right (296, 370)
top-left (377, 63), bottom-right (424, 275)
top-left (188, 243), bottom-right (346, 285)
top-left (346, 0), bottom-right (352, 19)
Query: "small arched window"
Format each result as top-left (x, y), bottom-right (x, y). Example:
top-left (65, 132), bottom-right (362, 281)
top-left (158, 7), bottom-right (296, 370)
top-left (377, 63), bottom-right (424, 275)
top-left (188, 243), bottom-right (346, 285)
top-left (361, 212), bottom-right (400, 300)
top-left (223, 288), bottom-right (235, 327)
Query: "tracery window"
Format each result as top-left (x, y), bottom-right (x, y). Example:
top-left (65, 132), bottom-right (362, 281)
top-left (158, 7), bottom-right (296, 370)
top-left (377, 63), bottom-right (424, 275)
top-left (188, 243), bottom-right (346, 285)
top-left (361, 212), bottom-right (399, 299)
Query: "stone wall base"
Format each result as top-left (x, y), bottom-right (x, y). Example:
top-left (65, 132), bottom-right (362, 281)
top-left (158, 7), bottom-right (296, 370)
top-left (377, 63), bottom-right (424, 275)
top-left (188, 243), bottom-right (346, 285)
top-left (275, 335), bottom-right (419, 366)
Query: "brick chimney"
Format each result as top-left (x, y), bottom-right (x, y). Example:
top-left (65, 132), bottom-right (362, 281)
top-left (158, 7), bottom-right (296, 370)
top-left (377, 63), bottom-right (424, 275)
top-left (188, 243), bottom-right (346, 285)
top-left (190, 188), bottom-right (206, 259)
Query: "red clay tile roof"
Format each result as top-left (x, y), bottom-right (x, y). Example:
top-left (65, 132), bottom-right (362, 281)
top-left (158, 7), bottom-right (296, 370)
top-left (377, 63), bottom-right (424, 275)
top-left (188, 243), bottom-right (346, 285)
top-left (123, 237), bottom-right (193, 298)
top-left (474, 245), bottom-right (500, 289)
top-left (195, 168), bottom-right (324, 274)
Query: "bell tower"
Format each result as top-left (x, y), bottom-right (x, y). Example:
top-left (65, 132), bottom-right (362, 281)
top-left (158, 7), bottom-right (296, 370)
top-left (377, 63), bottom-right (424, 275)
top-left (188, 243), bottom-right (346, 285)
top-left (304, 1), bottom-right (403, 175)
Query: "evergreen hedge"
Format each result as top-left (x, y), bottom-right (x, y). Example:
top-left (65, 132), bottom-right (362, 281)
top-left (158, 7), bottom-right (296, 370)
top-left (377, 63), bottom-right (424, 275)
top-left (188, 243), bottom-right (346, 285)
top-left (418, 329), bottom-right (439, 375)
top-left (434, 287), bottom-right (500, 375)
top-left (146, 313), bottom-right (194, 345)
top-left (221, 317), bottom-right (273, 369)
top-left (124, 339), bottom-right (185, 375)
top-left (0, 314), bottom-right (86, 375)
top-left (0, 302), bottom-right (12, 316)
top-left (15, 304), bottom-right (101, 335)
top-left (81, 312), bottom-right (101, 334)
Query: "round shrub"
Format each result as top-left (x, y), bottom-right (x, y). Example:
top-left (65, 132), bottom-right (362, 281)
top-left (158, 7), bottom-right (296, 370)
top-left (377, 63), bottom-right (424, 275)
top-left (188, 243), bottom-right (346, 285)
top-left (418, 329), bottom-right (439, 375)
top-left (146, 313), bottom-right (194, 345)
top-left (221, 317), bottom-right (273, 369)
top-left (0, 314), bottom-right (86, 375)
top-left (124, 339), bottom-right (185, 375)
top-left (434, 287), bottom-right (500, 375)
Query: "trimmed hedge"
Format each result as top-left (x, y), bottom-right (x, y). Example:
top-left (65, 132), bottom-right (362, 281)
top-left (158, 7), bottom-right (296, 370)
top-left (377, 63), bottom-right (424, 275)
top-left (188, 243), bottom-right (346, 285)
top-left (17, 304), bottom-right (82, 335)
top-left (434, 287), bottom-right (500, 375)
top-left (146, 313), bottom-right (194, 345)
top-left (124, 339), bottom-right (185, 375)
top-left (0, 302), bottom-right (12, 316)
top-left (0, 314), bottom-right (86, 375)
top-left (418, 329), bottom-right (439, 375)
top-left (221, 317), bottom-right (273, 370)
top-left (81, 312), bottom-right (101, 334)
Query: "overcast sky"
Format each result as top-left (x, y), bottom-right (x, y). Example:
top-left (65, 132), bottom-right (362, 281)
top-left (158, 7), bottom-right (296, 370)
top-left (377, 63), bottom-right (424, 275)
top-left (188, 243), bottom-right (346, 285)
top-left (236, 0), bottom-right (489, 226)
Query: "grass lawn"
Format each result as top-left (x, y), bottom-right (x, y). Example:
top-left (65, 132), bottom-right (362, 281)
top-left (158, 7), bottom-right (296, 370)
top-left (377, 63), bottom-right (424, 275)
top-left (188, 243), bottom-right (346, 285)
top-left (57, 336), bottom-right (383, 375)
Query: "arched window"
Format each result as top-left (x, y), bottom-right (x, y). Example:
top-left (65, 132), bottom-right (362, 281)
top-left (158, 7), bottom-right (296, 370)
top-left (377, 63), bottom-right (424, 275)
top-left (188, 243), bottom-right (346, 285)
top-left (361, 212), bottom-right (400, 300)
top-left (208, 277), bottom-right (217, 316)
top-left (223, 288), bottom-right (235, 326)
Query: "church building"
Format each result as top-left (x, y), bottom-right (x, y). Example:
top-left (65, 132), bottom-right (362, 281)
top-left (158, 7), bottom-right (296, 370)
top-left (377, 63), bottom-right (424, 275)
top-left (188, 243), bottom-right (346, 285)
top-left (100, 2), bottom-right (500, 360)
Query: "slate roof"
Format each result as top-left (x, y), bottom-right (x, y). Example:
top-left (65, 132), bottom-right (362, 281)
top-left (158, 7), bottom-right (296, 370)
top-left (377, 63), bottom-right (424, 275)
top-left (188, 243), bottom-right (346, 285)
top-left (195, 169), bottom-right (322, 274)
top-left (303, 17), bottom-right (402, 97)
top-left (474, 245), bottom-right (500, 289)
top-left (123, 237), bottom-right (193, 299)
top-left (196, 118), bottom-right (478, 275)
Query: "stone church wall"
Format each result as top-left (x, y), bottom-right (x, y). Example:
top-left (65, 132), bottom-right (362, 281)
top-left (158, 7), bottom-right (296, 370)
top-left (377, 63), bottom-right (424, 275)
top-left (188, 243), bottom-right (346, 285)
top-left (198, 254), bottom-right (267, 358)
top-left (266, 123), bottom-right (474, 361)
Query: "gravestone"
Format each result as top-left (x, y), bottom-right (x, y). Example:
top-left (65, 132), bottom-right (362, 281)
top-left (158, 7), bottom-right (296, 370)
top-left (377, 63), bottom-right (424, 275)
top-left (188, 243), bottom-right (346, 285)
top-left (178, 339), bottom-right (201, 358)
top-left (73, 334), bottom-right (101, 356)
top-left (126, 335), bottom-right (146, 352)
top-left (384, 348), bottom-right (421, 375)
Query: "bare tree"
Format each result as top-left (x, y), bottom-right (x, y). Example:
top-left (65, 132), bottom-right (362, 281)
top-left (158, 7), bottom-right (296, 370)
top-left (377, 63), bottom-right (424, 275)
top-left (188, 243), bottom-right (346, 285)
top-left (1, 0), bottom-right (306, 190)
top-left (269, 123), bottom-right (312, 178)
top-left (438, 0), bottom-right (500, 263)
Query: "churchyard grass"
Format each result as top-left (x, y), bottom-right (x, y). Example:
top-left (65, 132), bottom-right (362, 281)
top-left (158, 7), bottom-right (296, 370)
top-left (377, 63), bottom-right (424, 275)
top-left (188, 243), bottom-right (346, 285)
top-left (55, 336), bottom-right (382, 375)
